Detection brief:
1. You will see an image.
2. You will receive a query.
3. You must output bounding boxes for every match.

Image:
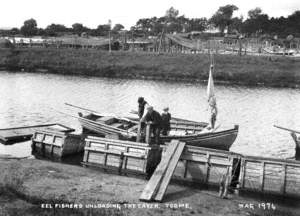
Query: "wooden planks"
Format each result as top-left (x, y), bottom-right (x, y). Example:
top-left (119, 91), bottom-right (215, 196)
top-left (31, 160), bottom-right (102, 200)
top-left (239, 156), bottom-right (300, 197)
top-left (154, 142), bottom-right (185, 202)
top-left (140, 140), bottom-right (185, 202)
top-left (0, 123), bottom-right (74, 144)
top-left (139, 140), bottom-right (179, 201)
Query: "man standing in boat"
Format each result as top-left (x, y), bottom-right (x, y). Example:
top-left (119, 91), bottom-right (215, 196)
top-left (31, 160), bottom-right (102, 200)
top-left (161, 107), bottom-right (171, 135)
top-left (137, 97), bottom-right (148, 119)
top-left (142, 106), bottom-right (162, 144)
top-left (209, 99), bottom-right (218, 129)
top-left (207, 63), bottom-right (218, 129)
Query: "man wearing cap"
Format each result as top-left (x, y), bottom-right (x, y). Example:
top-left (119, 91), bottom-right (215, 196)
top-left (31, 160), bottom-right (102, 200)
top-left (161, 107), bottom-right (171, 135)
top-left (137, 97), bottom-right (148, 119)
top-left (142, 106), bottom-right (162, 144)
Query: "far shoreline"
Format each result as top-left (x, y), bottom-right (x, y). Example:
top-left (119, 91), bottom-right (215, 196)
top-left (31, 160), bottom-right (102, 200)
top-left (0, 47), bottom-right (300, 88)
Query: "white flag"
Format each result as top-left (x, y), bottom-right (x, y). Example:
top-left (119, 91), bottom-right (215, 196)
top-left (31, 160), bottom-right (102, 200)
top-left (207, 64), bottom-right (216, 107)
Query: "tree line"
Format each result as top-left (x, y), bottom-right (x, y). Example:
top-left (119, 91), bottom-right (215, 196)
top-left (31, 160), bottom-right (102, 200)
top-left (4, 19), bottom-right (125, 37)
top-left (2, 5), bottom-right (300, 38)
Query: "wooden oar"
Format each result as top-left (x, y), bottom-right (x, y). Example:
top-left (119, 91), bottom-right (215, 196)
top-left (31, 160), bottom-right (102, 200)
top-left (65, 103), bottom-right (138, 123)
top-left (274, 125), bottom-right (300, 134)
top-left (130, 110), bottom-right (205, 125)
top-left (65, 103), bottom-right (99, 113)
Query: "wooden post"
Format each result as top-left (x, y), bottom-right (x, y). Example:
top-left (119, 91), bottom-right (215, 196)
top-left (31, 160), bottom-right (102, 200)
top-left (136, 122), bottom-right (142, 142)
top-left (119, 152), bottom-right (124, 174)
top-left (145, 123), bottom-right (152, 144)
top-left (183, 160), bottom-right (188, 178)
top-left (205, 153), bottom-right (211, 184)
top-left (82, 140), bottom-right (90, 167)
top-left (281, 164), bottom-right (287, 194)
top-left (260, 162), bottom-right (265, 192)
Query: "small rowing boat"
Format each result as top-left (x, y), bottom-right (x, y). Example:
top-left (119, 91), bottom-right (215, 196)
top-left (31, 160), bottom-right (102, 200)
top-left (78, 112), bottom-right (238, 151)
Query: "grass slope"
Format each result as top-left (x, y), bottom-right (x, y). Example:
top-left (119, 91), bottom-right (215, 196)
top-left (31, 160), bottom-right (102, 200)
top-left (0, 47), bottom-right (299, 86)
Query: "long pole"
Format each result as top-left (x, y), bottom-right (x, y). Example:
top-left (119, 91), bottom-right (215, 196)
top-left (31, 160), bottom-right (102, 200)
top-left (65, 103), bottom-right (99, 113)
top-left (274, 125), bottom-right (300, 134)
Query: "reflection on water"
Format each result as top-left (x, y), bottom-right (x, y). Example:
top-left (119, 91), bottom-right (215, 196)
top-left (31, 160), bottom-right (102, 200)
top-left (0, 71), bottom-right (300, 159)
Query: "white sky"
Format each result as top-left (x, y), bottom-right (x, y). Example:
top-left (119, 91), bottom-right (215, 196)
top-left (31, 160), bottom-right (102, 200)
top-left (0, 0), bottom-right (299, 29)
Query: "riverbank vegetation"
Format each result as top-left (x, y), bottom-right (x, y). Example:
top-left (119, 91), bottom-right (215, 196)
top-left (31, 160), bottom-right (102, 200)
top-left (0, 47), bottom-right (300, 87)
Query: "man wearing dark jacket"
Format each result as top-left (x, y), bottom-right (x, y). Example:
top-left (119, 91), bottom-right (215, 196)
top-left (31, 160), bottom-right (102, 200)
top-left (142, 106), bottom-right (162, 144)
top-left (137, 97), bottom-right (148, 119)
top-left (161, 107), bottom-right (171, 135)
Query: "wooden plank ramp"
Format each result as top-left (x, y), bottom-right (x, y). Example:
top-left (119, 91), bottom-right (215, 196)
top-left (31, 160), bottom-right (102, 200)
top-left (139, 140), bottom-right (185, 202)
top-left (154, 142), bottom-right (185, 202)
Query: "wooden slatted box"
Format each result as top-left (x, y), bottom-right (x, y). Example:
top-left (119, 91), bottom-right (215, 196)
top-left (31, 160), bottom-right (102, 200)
top-left (239, 156), bottom-right (300, 198)
top-left (82, 136), bottom-right (162, 176)
top-left (166, 143), bottom-right (240, 186)
top-left (32, 129), bottom-right (84, 158)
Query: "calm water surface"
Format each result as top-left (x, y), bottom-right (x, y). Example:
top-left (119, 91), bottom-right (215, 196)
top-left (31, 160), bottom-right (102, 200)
top-left (1, 71), bottom-right (300, 159)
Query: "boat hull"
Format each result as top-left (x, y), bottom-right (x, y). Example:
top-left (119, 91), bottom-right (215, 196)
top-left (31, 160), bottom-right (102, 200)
top-left (160, 126), bottom-right (239, 151)
top-left (79, 114), bottom-right (238, 151)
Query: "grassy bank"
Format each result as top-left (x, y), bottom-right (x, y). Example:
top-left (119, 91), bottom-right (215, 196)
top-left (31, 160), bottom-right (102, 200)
top-left (0, 158), bottom-right (299, 216)
top-left (0, 47), bottom-right (300, 87)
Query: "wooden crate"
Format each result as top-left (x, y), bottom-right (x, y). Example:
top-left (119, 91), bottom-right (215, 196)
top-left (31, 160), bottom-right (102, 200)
top-left (82, 136), bottom-right (162, 176)
top-left (167, 143), bottom-right (240, 186)
top-left (32, 129), bottom-right (84, 158)
top-left (239, 156), bottom-right (300, 197)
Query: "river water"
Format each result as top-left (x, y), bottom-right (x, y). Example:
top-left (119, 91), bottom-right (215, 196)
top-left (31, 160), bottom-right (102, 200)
top-left (0, 71), bottom-right (300, 159)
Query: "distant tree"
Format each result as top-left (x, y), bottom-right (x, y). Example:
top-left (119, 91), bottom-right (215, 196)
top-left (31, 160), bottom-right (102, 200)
top-left (248, 7), bottom-right (262, 19)
top-left (36, 28), bottom-right (46, 36)
top-left (209, 4), bottom-right (239, 34)
top-left (228, 16), bottom-right (243, 33)
top-left (131, 9), bottom-right (208, 35)
top-left (242, 8), bottom-right (269, 36)
top-left (135, 18), bottom-right (153, 36)
top-left (188, 18), bottom-right (208, 32)
top-left (112, 24), bottom-right (124, 33)
top-left (72, 23), bottom-right (89, 35)
top-left (165, 7), bottom-right (179, 19)
top-left (286, 11), bottom-right (300, 36)
top-left (10, 28), bottom-right (20, 35)
top-left (96, 24), bottom-right (111, 36)
top-left (45, 24), bottom-right (68, 36)
top-left (20, 18), bottom-right (38, 36)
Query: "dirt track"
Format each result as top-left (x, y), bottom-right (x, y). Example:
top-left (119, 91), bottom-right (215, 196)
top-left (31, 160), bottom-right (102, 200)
top-left (0, 158), bottom-right (299, 216)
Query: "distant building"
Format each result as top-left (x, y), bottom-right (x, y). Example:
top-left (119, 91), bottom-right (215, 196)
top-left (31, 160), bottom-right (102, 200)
top-left (204, 25), bottom-right (220, 34)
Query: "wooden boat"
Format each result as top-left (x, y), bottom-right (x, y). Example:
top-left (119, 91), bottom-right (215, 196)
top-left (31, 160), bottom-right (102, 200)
top-left (78, 112), bottom-right (238, 151)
